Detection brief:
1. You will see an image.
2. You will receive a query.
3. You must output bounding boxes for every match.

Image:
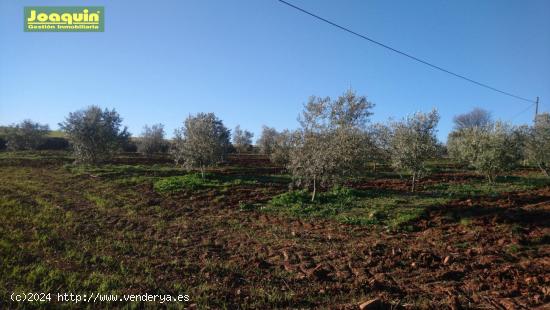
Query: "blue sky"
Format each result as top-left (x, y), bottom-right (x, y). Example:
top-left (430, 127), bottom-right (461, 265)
top-left (1, 0), bottom-right (549, 141)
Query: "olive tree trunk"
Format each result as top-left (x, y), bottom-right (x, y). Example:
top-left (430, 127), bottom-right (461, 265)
top-left (311, 176), bottom-right (317, 202)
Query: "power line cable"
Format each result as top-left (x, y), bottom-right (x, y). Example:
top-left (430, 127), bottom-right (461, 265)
top-left (509, 102), bottom-right (536, 122)
top-left (277, 0), bottom-right (536, 104)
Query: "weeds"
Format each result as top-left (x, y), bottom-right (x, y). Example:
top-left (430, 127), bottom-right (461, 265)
top-left (265, 187), bottom-right (445, 229)
top-left (154, 173), bottom-right (259, 193)
top-left (154, 174), bottom-right (215, 192)
top-left (427, 175), bottom-right (550, 198)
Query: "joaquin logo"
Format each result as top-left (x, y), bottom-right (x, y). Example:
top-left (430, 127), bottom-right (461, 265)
top-left (24, 7), bottom-right (104, 32)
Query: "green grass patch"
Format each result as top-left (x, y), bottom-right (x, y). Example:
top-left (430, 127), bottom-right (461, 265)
top-left (84, 192), bottom-right (110, 208)
top-left (154, 173), bottom-right (260, 193)
top-left (426, 175), bottom-right (550, 198)
top-left (264, 187), bottom-right (449, 229)
top-left (154, 174), bottom-right (217, 192)
top-left (64, 163), bottom-right (183, 178)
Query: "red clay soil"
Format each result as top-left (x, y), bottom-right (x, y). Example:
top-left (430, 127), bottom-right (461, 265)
top-left (109, 172), bottom-right (550, 308)
top-left (2, 155), bottom-right (549, 309)
top-left (353, 172), bottom-right (486, 193)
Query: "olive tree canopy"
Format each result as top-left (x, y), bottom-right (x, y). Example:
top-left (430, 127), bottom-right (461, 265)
top-left (389, 109), bottom-right (440, 192)
top-left (232, 125), bottom-right (254, 153)
top-left (367, 123), bottom-right (392, 171)
top-left (257, 126), bottom-right (279, 155)
top-left (59, 106), bottom-right (130, 164)
top-left (270, 129), bottom-right (294, 166)
top-left (171, 112), bottom-right (231, 178)
top-left (137, 123), bottom-right (167, 156)
top-left (256, 126), bottom-right (295, 167)
top-left (288, 89), bottom-right (374, 201)
top-left (525, 113), bottom-right (550, 176)
top-left (5, 120), bottom-right (50, 151)
top-left (447, 121), bottom-right (522, 182)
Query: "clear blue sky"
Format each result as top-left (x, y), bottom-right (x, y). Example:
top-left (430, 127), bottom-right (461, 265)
top-left (1, 0), bottom-right (549, 141)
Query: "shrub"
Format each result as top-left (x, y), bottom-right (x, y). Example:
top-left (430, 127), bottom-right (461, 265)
top-left (171, 112), bottom-right (231, 178)
top-left (59, 106), bottom-right (130, 164)
top-left (137, 124), bottom-right (167, 156)
top-left (4, 120), bottom-right (50, 151)
top-left (389, 109), bottom-right (440, 192)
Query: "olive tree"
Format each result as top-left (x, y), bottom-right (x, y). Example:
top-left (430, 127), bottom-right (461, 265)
top-left (257, 126), bottom-right (279, 155)
top-left (389, 109), bottom-right (440, 192)
top-left (367, 123), bottom-right (392, 172)
top-left (288, 89), bottom-right (374, 201)
top-left (232, 125), bottom-right (254, 153)
top-left (288, 130), bottom-right (332, 200)
top-left (512, 124), bottom-right (529, 164)
top-left (525, 113), bottom-right (550, 176)
top-left (171, 113), bottom-right (230, 178)
top-left (137, 123), bottom-right (167, 156)
top-left (257, 126), bottom-right (294, 166)
top-left (447, 121), bottom-right (522, 182)
top-left (59, 106), bottom-right (130, 164)
top-left (5, 120), bottom-right (50, 150)
top-left (270, 129), bottom-right (294, 166)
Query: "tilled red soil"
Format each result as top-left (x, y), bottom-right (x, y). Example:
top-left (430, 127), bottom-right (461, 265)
top-left (1, 155), bottom-right (549, 309)
top-left (160, 186), bottom-right (550, 309)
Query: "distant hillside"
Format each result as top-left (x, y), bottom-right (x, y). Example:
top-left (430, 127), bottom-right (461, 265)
top-left (47, 130), bottom-right (66, 138)
top-left (0, 126), bottom-right (65, 137)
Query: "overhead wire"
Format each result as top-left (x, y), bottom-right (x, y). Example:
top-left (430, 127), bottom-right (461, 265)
top-left (509, 102), bottom-right (537, 122)
top-left (277, 0), bottom-right (537, 105)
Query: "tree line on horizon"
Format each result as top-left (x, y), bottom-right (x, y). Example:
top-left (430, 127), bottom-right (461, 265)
top-left (1, 89), bottom-right (549, 199)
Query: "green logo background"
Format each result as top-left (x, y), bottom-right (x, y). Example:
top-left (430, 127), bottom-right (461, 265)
top-left (24, 6), bottom-right (104, 32)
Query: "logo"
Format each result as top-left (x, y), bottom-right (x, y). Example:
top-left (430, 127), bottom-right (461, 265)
top-left (24, 7), bottom-right (104, 32)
